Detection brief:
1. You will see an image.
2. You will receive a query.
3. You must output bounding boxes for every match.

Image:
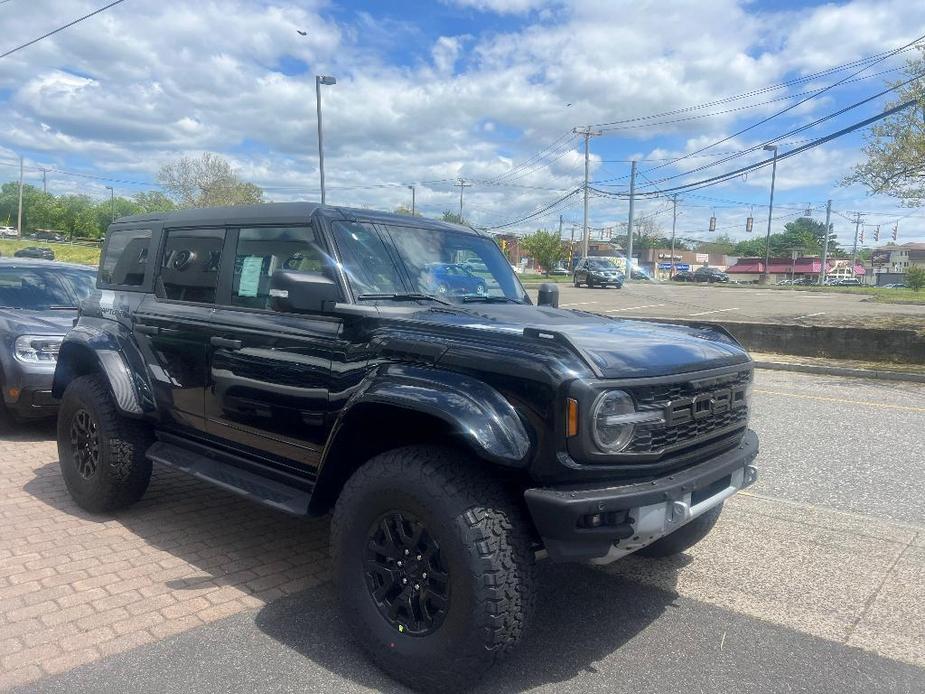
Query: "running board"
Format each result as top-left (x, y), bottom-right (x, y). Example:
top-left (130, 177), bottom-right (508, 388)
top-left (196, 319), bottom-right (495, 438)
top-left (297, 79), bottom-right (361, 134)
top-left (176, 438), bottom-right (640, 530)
top-left (146, 441), bottom-right (311, 515)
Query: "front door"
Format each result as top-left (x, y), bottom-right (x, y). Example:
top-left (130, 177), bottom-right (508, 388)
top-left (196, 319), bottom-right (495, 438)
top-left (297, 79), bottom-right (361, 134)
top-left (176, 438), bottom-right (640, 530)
top-left (203, 224), bottom-right (342, 467)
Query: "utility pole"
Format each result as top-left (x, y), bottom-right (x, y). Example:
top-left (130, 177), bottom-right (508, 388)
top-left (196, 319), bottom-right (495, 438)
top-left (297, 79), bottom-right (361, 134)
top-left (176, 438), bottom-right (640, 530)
top-left (761, 144), bottom-right (779, 284)
top-left (573, 127), bottom-right (601, 262)
top-left (17, 156), bottom-right (23, 237)
top-left (42, 168), bottom-right (47, 194)
top-left (850, 212), bottom-right (864, 280)
top-left (625, 160), bottom-right (637, 283)
top-left (408, 185), bottom-right (415, 215)
top-left (669, 194), bottom-right (679, 279)
top-left (106, 186), bottom-right (115, 222)
top-left (455, 178), bottom-right (472, 222)
top-left (818, 199), bottom-right (832, 285)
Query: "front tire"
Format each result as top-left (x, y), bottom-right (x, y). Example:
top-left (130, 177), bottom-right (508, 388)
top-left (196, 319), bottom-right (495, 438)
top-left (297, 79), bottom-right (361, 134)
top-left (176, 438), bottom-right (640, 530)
top-left (331, 446), bottom-right (536, 692)
top-left (57, 375), bottom-right (153, 513)
top-left (636, 503), bottom-right (724, 558)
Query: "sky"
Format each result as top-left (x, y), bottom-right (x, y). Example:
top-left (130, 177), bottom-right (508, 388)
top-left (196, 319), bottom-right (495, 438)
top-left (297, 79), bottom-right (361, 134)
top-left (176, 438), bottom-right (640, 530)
top-left (1, 0), bottom-right (924, 249)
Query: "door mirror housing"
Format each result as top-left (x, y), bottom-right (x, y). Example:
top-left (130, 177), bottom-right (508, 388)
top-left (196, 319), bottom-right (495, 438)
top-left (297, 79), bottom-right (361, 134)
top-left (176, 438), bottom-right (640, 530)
top-left (537, 282), bottom-right (559, 308)
top-left (269, 270), bottom-right (340, 313)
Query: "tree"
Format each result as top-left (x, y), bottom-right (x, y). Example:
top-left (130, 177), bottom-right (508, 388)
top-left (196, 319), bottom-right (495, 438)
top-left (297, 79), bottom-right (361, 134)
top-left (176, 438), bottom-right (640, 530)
top-left (157, 153), bottom-right (264, 208)
top-left (521, 229), bottom-right (565, 276)
top-left (842, 47), bottom-right (925, 206)
top-left (440, 210), bottom-right (467, 225)
top-left (394, 204), bottom-right (420, 216)
top-left (779, 217), bottom-right (838, 256)
top-left (906, 266), bottom-right (925, 291)
top-left (133, 191), bottom-right (177, 214)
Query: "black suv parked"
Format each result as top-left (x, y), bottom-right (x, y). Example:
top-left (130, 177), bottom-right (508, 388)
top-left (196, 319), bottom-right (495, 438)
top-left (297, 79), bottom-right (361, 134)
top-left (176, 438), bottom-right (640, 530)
top-left (53, 204), bottom-right (759, 691)
top-left (692, 266), bottom-right (729, 283)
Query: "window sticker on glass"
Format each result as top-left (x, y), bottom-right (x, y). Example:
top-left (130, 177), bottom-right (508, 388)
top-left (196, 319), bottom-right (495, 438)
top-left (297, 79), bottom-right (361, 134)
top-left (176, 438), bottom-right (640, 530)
top-left (238, 256), bottom-right (263, 297)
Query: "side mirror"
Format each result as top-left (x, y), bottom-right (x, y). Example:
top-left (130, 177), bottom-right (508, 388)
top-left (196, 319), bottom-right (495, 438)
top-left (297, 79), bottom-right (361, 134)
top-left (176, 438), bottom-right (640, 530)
top-left (537, 282), bottom-right (559, 308)
top-left (269, 270), bottom-right (340, 313)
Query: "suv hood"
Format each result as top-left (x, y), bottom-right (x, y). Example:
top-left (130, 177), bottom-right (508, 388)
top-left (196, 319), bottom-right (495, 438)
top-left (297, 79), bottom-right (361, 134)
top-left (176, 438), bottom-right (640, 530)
top-left (0, 308), bottom-right (75, 335)
top-left (402, 304), bottom-right (750, 378)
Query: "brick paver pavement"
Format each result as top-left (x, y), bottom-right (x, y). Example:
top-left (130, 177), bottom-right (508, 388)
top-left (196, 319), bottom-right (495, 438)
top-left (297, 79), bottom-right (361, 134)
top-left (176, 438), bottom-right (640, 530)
top-left (0, 423), bottom-right (331, 691)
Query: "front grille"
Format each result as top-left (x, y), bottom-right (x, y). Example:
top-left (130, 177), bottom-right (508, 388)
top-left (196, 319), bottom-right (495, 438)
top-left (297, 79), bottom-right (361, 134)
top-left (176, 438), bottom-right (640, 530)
top-left (625, 369), bottom-right (751, 454)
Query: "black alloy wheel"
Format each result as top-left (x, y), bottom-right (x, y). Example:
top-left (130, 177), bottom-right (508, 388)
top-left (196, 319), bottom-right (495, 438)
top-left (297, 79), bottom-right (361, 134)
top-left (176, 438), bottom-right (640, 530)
top-left (364, 511), bottom-right (450, 636)
top-left (70, 409), bottom-right (100, 479)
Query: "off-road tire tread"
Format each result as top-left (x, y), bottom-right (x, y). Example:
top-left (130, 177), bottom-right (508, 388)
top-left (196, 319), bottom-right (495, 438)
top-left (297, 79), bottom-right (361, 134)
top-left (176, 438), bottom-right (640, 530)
top-left (331, 445), bottom-right (535, 692)
top-left (57, 374), bottom-right (153, 513)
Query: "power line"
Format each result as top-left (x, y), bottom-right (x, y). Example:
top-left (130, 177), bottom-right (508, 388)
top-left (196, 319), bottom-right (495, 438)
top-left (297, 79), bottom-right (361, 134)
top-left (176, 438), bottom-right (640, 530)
top-left (587, 43), bottom-right (922, 129)
top-left (629, 31), bottom-right (925, 179)
top-left (591, 97), bottom-right (918, 199)
top-left (628, 71), bottom-right (925, 190)
top-left (0, 1), bottom-right (129, 60)
top-left (481, 188), bottom-right (581, 230)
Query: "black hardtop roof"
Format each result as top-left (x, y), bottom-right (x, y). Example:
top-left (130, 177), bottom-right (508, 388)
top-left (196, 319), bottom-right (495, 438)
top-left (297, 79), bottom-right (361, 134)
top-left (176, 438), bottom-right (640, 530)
top-left (110, 202), bottom-right (482, 236)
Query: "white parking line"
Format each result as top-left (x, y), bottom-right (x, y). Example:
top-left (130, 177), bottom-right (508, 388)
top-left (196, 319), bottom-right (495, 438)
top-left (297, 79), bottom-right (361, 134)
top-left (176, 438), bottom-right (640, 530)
top-left (795, 312), bottom-right (826, 319)
top-left (688, 307), bottom-right (740, 316)
top-left (604, 303), bottom-right (666, 313)
top-left (561, 301), bottom-right (599, 307)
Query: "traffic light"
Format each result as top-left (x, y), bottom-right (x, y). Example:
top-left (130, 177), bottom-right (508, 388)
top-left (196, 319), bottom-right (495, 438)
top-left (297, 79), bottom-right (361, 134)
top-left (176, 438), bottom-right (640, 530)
top-left (709, 216), bottom-right (716, 231)
top-left (892, 224), bottom-right (898, 241)
top-left (745, 217), bottom-right (753, 232)
top-left (859, 227), bottom-right (864, 243)
top-left (874, 225), bottom-right (880, 242)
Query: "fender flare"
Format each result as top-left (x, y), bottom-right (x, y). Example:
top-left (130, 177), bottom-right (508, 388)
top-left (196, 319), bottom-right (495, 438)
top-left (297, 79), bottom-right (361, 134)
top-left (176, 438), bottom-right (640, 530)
top-left (53, 323), bottom-right (153, 416)
top-left (309, 364), bottom-right (532, 513)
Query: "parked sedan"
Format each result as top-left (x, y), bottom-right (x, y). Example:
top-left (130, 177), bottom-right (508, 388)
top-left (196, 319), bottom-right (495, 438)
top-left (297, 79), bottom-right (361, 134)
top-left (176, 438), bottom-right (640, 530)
top-left (421, 262), bottom-right (487, 296)
top-left (573, 258), bottom-right (623, 288)
top-left (14, 247), bottom-right (55, 260)
top-left (0, 259), bottom-right (97, 427)
top-left (672, 270), bottom-right (696, 282)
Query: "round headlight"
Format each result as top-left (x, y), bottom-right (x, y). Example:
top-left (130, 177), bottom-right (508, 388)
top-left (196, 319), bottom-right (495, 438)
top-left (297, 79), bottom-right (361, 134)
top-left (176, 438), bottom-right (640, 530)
top-left (591, 390), bottom-right (636, 452)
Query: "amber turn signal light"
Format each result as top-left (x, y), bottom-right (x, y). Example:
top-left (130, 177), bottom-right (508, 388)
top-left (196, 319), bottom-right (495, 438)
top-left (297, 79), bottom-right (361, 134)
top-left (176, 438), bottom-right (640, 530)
top-left (566, 398), bottom-right (579, 437)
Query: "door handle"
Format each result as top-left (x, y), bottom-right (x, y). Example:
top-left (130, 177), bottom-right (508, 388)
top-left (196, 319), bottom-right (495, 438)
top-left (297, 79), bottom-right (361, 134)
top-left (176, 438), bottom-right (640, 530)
top-left (210, 336), bottom-right (243, 350)
top-left (135, 323), bottom-right (160, 335)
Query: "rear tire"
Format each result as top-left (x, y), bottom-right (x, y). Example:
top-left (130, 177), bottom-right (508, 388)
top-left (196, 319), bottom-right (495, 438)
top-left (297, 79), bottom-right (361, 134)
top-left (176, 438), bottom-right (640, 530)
top-left (331, 446), bottom-right (536, 692)
top-left (635, 503), bottom-right (724, 558)
top-left (57, 375), bottom-right (153, 513)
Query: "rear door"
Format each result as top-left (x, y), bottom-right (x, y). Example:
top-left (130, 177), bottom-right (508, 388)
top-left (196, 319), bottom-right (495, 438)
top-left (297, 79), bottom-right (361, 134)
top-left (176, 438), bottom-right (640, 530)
top-left (132, 226), bottom-right (227, 433)
top-left (203, 223), bottom-right (343, 466)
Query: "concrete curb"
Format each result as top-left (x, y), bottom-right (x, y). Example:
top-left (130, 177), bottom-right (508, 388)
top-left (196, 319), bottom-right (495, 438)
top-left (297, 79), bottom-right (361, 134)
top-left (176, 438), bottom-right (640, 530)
top-left (753, 360), bottom-right (925, 383)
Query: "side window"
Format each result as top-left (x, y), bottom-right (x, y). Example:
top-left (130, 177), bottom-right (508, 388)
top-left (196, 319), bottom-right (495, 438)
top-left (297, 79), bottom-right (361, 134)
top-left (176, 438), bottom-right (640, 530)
top-left (158, 228), bottom-right (225, 303)
top-left (99, 229), bottom-right (152, 287)
top-left (230, 226), bottom-right (328, 310)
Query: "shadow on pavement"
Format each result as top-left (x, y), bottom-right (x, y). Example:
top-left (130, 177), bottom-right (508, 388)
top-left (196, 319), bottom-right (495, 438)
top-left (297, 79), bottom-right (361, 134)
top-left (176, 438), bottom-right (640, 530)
top-left (254, 561), bottom-right (681, 693)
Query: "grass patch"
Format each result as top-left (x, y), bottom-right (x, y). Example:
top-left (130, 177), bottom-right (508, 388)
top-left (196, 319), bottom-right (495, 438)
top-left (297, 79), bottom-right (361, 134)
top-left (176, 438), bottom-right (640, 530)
top-left (772, 285), bottom-right (925, 305)
top-left (0, 239), bottom-right (100, 266)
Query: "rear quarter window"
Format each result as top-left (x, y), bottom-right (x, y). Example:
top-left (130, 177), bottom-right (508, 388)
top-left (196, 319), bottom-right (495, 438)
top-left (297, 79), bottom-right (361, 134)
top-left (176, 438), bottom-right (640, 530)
top-left (100, 229), bottom-right (152, 288)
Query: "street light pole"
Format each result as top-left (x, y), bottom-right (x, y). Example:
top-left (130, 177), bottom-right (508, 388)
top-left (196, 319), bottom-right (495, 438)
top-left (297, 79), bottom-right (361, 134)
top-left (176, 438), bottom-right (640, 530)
top-left (669, 194), bottom-right (678, 279)
top-left (315, 75), bottom-right (336, 205)
top-left (761, 144), bottom-right (778, 284)
top-left (625, 160), bottom-right (637, 283)
top-left (105, 186), bottom-right (114, 222)
top-left (408, 185), bottom-right (415, 215)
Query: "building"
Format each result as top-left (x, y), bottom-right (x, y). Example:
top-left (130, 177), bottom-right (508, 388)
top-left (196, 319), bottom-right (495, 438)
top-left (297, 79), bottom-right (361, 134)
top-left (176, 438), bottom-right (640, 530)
top-left (724, 256), bottom-right (865, 283)
top-left (637, 248), bottom-right (736, 280)
top-left (870, 242), bottom-right (925, 281)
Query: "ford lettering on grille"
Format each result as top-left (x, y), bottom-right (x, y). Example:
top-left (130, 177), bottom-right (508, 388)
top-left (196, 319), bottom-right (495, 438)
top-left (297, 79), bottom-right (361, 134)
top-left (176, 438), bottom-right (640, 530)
top-left (665, 385), bottom-right (746, 427)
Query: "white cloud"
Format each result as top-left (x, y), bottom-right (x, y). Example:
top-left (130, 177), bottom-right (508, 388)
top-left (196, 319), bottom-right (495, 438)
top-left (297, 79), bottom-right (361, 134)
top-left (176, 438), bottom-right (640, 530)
top-left (0, 0), bottom-right (920, 240)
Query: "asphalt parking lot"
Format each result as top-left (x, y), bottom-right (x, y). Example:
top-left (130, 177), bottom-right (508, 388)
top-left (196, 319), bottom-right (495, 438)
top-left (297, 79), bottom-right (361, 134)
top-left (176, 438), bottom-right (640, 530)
top-left (2, 370), bottom-right (924, 693)
top-left (553, 282), bottom-right (925, 329)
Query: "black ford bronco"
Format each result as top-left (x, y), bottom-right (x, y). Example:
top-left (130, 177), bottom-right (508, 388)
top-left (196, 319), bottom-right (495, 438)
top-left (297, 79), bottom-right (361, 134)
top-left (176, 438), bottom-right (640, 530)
top-left (53, 203), bottom-right (758, 691)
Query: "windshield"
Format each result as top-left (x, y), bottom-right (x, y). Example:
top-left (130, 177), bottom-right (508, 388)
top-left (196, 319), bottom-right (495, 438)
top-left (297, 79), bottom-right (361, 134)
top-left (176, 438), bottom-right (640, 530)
top-left (589, 260), bottom-right (617, 270)
top-left (331, 221), bottom-right (526, 303)
top-left (0, 267), bottom-right (96, 310)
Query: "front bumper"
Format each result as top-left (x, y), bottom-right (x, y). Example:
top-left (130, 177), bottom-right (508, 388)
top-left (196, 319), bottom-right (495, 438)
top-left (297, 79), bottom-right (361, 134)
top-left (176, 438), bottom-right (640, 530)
top-left (2, 363), bottom-right (57, 419)
top-left (525, 429), bottom-right (759, 562)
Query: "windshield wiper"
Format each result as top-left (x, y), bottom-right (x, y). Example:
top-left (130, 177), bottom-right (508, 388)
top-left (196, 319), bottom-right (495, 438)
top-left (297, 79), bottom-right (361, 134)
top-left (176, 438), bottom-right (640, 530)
top-left (356, 292), bottom-right (453, 306)
top-left (461, 296), bottom-right (522, 304)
